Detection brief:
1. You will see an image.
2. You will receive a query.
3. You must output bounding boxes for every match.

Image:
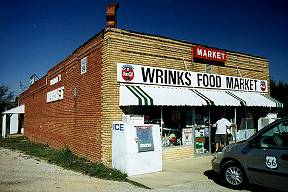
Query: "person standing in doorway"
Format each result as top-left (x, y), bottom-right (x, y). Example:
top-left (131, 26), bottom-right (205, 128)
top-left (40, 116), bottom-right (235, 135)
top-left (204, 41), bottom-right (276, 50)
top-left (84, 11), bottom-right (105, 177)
top-left (212, 113), bottom-right (232, 152)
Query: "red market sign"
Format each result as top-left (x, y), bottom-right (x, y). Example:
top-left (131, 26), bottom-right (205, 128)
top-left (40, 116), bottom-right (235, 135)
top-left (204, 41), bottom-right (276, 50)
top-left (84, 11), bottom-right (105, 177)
top-left (192, 46), bottom-right (226, 63)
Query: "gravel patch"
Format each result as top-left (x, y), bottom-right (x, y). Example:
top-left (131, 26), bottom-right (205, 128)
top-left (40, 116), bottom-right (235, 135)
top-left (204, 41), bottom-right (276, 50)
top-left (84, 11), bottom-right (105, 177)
top-left (0, 148), bottom-right (146, 192)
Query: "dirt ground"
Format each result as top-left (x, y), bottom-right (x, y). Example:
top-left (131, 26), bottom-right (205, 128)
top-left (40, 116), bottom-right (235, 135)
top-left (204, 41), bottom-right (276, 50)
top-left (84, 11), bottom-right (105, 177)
top-left (0, 147), bottom-right (271, 192)
top-left (0, 148), bottom-right (143, 192)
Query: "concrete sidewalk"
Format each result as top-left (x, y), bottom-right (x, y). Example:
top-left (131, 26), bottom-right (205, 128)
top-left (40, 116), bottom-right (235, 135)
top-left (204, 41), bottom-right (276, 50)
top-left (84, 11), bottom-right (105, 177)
top-left (128, 155), bottom-right (214, 189)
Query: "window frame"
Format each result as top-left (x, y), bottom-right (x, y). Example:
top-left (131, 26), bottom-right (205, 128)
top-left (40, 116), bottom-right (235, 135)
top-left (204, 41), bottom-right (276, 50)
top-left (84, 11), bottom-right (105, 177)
top-left (252, 119), bottom-right (288, 150)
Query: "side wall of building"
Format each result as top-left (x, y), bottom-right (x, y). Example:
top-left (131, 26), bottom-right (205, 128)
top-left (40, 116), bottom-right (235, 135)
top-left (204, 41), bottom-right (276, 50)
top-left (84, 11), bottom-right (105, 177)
top-left (20, 34), bottom-right (104, 162)
top-left (100, 28), bottom-right (270, 164)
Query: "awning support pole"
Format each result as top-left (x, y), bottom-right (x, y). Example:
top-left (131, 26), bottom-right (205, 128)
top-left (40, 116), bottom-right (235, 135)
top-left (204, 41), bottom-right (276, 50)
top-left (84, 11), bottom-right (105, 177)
top-left (234, 107), bottom-right (237, 142)
top-left (192, 107), bottom-right (195, 125)
top-left (192, 107), bottom-right (196, 156)
top-left (208, 107), bottom-right (211, 153)
top-left (161, 106), bottom-right (163, 136)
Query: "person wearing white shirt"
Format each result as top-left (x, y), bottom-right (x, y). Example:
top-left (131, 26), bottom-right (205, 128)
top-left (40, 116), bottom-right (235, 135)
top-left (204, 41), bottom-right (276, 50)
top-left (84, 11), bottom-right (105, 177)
top-left (212, 115), bottom-right (232, 152)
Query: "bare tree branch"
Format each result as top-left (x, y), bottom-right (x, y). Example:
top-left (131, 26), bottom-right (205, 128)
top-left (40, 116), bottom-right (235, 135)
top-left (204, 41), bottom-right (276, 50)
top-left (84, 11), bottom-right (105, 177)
top-left (0, 85), bottom-right (16, 113)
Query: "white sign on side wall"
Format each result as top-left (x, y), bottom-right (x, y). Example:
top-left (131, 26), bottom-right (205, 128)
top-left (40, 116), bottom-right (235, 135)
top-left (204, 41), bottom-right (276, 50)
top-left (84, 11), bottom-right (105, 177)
top-left (50, 74), bottom-right (62, 85)
top-left (47, 86), bottom-right (64, 103)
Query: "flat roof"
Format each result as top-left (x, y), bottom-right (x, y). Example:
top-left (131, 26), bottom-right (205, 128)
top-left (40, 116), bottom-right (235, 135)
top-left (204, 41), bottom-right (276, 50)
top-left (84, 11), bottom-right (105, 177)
top-left (72, 27), bottom-right (267, 60)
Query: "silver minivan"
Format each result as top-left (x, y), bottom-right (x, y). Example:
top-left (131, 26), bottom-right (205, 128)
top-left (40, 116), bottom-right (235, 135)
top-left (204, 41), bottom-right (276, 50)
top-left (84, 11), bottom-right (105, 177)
top-left (212, 117), bottom-right (288, 191)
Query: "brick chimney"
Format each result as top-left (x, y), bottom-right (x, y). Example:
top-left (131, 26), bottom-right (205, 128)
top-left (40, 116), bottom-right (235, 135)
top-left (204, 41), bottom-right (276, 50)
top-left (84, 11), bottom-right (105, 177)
top-left (106, 2), bottom-right (119, 28)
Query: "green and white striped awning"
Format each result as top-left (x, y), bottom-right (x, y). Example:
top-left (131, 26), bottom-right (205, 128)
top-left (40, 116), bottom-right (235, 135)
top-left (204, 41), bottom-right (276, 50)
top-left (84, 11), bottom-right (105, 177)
top-left (191, 89), bottom-right (243, 106)
top-left (119, 84), bottom-right (283, 108)
top-left (119, 85), bottom-right (207, 106)
top-left (226, 91), bottom-right (283, 108)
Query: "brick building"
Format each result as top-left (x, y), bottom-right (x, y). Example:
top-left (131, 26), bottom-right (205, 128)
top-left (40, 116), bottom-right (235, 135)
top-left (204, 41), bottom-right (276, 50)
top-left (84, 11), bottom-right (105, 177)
top-left (19, 27), bottom-right (282, 166)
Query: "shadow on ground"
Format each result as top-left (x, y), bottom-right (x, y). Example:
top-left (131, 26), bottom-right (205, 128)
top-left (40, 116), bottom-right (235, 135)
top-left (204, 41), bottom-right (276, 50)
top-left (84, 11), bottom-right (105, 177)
top-left (203, 170), bottom-right (223, 186)
top-left (204, 169), bottom-right (286, 192)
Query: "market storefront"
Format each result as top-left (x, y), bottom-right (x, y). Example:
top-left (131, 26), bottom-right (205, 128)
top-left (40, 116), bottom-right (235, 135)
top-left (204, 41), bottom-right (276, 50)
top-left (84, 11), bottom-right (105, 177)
top-left (117, 62), bottom-right (282, 159)
top-left (19, 27), bottom-right (283, 173)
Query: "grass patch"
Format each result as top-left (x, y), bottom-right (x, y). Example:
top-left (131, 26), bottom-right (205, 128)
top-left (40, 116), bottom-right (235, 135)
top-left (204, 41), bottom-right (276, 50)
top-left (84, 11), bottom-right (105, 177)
top-left (0, 136), bottom-right (127, 181)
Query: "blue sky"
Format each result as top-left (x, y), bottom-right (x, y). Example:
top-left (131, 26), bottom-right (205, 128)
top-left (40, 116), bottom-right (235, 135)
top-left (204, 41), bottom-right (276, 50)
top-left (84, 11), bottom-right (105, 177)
top-left (0, 0), bottom-right (287, 95)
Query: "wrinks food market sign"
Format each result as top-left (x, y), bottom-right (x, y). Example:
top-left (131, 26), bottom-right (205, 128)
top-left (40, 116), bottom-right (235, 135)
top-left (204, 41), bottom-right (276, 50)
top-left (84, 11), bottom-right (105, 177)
top-left (117, 63), bottom-right (268, 93)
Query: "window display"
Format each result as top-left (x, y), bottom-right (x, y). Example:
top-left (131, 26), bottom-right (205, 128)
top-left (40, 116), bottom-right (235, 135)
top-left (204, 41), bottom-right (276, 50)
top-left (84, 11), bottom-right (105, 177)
top-left (182, 128), bottom-right (193, 145)
top-left (122, 106), bottom-right (214, 155)
top-left (161, 127), bottom-right (181, 147)
top-left (161, 109), bottom-right (186, 147)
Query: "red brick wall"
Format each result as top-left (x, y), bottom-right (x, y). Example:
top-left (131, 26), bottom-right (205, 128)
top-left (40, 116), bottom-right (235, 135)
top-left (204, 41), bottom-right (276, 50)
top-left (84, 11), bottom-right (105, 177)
top-left (19, 34), bottom-right (104, 162)
top-left (20, 76), bottom-right (47, 140)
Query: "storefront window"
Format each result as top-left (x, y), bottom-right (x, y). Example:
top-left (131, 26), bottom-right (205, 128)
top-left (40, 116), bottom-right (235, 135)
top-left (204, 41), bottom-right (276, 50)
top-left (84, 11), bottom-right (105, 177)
top-left (162, 108), bottom-right (183, 147)
top-left (122, 106), bottom-right (194, 148)
top-left (121, 106), bottom-right (161, 126)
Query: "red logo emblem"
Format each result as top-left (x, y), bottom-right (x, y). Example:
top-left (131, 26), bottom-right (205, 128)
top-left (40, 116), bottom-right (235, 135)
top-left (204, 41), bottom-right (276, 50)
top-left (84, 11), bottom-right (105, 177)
top-left (260, 81), bottom-right (266, 92)
top-left (122, 65), bottom-right (134, 81)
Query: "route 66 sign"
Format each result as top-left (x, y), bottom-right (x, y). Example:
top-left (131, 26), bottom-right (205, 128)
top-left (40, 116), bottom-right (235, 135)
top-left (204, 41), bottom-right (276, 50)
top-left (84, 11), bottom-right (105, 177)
top-left (265, 156), bottom-right (278, 169)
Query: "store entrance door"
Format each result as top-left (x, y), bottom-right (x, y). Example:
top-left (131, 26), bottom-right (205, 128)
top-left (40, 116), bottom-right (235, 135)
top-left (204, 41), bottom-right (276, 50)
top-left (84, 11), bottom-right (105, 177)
top-left (194, 124), bottom-right (211, 155)
top-left (194, 108), bottom-right (212, 156)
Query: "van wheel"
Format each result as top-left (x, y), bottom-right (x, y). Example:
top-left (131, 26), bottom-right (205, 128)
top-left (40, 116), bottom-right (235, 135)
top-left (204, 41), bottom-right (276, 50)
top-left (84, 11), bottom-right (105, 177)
top-left (222, 162), bottom-right (247, 189)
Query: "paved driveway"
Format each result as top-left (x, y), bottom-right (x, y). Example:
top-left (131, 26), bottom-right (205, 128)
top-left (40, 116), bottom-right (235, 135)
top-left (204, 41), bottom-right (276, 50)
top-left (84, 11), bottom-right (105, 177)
top-left (129, 154), bottom-right (282, 192)
top-left (129, 155), bottom-right (243, 192)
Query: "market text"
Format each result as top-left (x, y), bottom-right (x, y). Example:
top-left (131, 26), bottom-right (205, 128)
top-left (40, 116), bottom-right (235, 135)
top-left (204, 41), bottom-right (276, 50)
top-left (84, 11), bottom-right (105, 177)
top-left (226, 77), bottom-right (257, 91)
